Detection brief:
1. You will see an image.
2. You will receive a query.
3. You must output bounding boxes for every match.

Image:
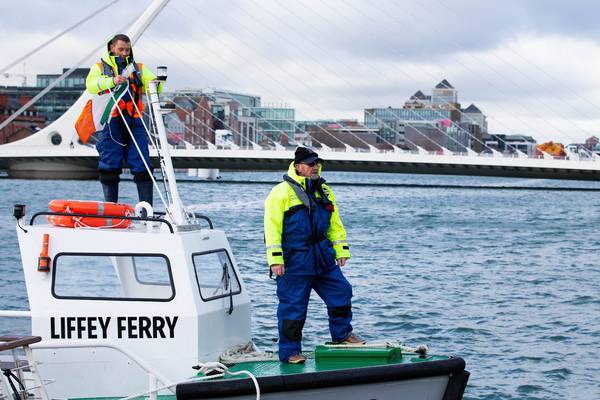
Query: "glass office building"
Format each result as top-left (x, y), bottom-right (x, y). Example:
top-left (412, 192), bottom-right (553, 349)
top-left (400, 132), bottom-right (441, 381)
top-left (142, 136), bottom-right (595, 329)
top-left (364, 107), bottom-right (452, 144)
top-left (252, 107), bottom-right (295, 142)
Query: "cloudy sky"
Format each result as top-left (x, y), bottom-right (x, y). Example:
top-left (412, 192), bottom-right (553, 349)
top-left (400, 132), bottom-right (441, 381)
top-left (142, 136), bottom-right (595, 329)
top-left (2, 0), bottom-right (600, 144)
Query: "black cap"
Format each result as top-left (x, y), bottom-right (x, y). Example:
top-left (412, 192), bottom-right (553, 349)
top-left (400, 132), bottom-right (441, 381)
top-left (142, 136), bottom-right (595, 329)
top-left (294, 147), bottom-right (322, 164)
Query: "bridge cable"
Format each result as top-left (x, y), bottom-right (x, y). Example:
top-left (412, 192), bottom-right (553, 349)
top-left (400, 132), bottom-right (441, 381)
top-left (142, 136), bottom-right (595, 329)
top-left (0, 12), bottom-right (139, 133)
top-left (200, 0), bottom-right (470, 155)
top-left (407, 0), bottom-right (592, 151)
top-left (433, 0), bottom-right (600, 136)
top-left (157, 101), bottom-right (217, 149)
top-left (181, 0), bottom-right (399, 153)
top-left (267, 0), bottom-right (503, 156)
top-left (199, 0), bottom-right (485, 155)
top-left (143, 29), bottom-right (374, 153)
top-left (170, 2), bottom-right (410, 153)
top-left (0, 0), bottom-right (120, 76)
top-left (333, 0), bottom-right (525, 155)
top-left (365, 0), bottom-right (590, 155)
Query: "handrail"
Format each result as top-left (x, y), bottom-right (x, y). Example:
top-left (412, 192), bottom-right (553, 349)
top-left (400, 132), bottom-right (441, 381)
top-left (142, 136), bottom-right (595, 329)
top-left (29, 212), bottom-right (175, 233)
top-left (0, 310), bottom-right (31, 318)
top-left (192, 213), bottom-right (214, 229)
top-left (31, 339), bottom-right (175, 394)
top-left (155, 211), bottom-right (214, 230)
top-left (0, 336), bottom-right (41, 352)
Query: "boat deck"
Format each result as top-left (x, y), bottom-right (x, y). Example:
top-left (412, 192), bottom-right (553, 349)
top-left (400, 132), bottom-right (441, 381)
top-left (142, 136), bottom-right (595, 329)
top-left (225, 346), bottom-right (448, 378)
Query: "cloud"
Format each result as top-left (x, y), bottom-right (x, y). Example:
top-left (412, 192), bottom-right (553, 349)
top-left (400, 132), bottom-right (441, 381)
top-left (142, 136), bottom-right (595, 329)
top-left (2, 0), bottom-right (600, 142)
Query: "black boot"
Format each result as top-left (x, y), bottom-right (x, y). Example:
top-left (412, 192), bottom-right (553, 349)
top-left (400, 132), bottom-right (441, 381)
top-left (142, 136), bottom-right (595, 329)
top-left (99, 168), bottom-right (121, 203)
top-left (136, 180), bottom-right (153, 206)
top-left (102, 183), bottom-right (119, 203)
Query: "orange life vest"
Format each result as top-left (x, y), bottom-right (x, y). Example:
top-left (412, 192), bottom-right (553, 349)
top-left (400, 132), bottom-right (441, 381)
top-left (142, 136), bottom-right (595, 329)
top-left (98, 60), bottom-right (145, 119)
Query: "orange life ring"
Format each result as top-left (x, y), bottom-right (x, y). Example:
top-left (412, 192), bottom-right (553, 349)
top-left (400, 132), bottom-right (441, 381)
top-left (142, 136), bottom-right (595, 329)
top-left (48, 200), bottom-right (135, 229)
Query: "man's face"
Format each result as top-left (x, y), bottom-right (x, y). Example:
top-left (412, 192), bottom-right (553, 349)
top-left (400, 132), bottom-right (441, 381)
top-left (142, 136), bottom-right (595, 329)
top-left (295, 161), bottom-right (320, 179)
top-left (110, 40), bottom-right (131, 57)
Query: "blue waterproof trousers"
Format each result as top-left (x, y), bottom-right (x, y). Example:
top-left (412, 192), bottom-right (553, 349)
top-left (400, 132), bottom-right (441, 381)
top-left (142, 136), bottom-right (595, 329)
top-left (96, 116), bottom-right (150, 173)
top-left (276, 267), bottom-right (353, 362)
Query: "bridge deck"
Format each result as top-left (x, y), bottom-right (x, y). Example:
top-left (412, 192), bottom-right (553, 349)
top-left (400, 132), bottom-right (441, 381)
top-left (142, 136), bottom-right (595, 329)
top-left (1, 147), bottom-right (599, 180)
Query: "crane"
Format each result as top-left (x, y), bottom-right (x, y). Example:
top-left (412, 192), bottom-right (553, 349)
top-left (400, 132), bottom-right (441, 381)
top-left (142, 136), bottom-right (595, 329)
top-left (2, 72), bottom-right (27, 86)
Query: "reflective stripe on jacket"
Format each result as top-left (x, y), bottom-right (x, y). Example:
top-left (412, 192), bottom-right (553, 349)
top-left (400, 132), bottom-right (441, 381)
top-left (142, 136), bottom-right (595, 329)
top-left (264, 162), bottom-right (351, 274)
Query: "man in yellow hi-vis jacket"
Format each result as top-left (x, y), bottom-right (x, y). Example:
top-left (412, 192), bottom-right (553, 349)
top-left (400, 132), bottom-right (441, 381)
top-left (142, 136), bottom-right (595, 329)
top-left (264, 147), bottom-right (364, 364)
top-left (84, 34), bottom-right (160, 204)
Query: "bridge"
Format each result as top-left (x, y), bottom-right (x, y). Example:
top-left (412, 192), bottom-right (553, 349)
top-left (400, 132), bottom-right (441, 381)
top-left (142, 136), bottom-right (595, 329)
top-left (2, 141), bottom-right (600, 181)
top-left (2, 0), bottom-right (600, 181)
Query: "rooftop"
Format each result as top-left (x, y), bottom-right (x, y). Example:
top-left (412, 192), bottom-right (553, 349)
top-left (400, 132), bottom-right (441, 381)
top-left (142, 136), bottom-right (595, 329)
top-left (435, 79), bottom-right (454, 89)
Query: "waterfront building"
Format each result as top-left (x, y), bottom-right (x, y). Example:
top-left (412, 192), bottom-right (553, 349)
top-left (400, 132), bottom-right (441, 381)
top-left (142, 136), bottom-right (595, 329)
top-left (165, 89), bottom-right (295, 148)
top-left (483, 134), bottom-right (537, 156)
top-left (0, 93), bottom-right (45, 144)
top-left (36, 68), bottom-right (89, 90)
top-left (364, 106), bottom-right (453, 146)
top-left (459, 104), bottom-right (487, 153)
top-left (0, 68), bottom-right (88, 139)
top-left (431, 79), bottom-right (458, 107)
top-left (365, 79), bottom-right (489, 152)
top-left (252, 107), bottom-right (295, 144)
top-left (584, 136), bottom-right (598, 151)
top-left (404, 121), bottom-right (473, 154)
top-left (162, 94), bottom-right (213, 147)
top-left (403, 90), bottom-right (431, 109)
top-left (304, 120), bottom-right (381, 151)
top-left (164, 89), bottom-right (262, 148)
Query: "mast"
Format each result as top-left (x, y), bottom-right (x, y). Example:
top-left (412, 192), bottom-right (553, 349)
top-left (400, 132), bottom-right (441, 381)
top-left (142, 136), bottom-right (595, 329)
top-left (147, 81), bottom-right (187, 226)
top-left (127, 0), bottom-right (170, 45)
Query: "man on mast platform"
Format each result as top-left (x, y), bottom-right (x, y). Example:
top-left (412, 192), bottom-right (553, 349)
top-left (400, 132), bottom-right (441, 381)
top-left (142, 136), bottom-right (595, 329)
top-left (76, 34), bottom-right (161, 204)
top-left (264, 147), bottom-right (365, 364)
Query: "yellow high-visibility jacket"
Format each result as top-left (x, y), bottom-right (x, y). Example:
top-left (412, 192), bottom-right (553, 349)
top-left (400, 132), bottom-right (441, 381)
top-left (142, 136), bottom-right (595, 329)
top-left (85, 46), bottom-right (161, 96)
top-left (264, 162), bottom-right (351, 270)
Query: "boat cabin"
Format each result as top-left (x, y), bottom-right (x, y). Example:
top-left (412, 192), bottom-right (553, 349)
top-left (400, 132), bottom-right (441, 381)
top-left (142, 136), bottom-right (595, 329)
top-left (15, 207), bottom-right (251, 398)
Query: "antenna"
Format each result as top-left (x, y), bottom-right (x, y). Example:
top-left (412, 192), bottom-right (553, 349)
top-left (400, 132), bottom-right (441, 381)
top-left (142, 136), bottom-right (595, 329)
top-left (147, 80), bottom-right (187, 226)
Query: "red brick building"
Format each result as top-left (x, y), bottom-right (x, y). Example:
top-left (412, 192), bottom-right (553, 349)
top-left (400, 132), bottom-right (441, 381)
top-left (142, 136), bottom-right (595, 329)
top-left (0, 93), bottom-right (45, 144)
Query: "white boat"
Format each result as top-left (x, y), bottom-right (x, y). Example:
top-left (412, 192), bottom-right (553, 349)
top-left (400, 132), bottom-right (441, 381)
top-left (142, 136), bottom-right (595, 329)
top-left (0, 2), bottom-right (469, 399)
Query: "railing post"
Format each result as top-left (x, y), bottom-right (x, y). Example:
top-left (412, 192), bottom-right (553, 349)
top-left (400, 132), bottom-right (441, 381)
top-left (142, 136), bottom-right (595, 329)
top-left (10, 348), bottom-right (28, 400)
top-left (0, 367), bottom-right (11, 400)
top-left (148, 373), bottom-right (158, 400)
top-left (23, 345), bottom-right (49, 400)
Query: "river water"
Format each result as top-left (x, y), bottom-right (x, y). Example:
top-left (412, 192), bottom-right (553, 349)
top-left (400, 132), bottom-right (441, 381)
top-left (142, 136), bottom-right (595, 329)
top-left (1, 171), bottom-right (599, 399)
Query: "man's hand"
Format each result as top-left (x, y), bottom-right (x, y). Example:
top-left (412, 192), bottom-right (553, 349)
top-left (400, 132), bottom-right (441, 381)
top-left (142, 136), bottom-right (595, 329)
top-left (270, 264), bottom-right (285, 277)
top-left (113, 75), bottom-right (127, 85)
top-left (337, 257), bottom-right (347, 267)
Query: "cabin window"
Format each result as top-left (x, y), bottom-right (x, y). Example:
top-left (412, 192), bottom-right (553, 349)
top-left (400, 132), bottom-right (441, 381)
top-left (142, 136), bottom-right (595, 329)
top-left (192, 249), bottom-right (241, 301)
top-left (52, 253), bottom-right (175, 301)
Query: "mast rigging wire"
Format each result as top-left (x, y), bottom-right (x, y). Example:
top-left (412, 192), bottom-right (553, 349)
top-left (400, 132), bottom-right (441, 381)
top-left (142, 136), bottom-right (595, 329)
top-left (0, 0), bottom-right (120, 76)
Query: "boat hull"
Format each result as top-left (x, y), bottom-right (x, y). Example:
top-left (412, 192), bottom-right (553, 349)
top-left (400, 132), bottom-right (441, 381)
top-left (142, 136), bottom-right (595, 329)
top-left (176, 357), bottom-right (469, 400)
